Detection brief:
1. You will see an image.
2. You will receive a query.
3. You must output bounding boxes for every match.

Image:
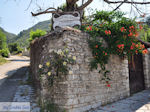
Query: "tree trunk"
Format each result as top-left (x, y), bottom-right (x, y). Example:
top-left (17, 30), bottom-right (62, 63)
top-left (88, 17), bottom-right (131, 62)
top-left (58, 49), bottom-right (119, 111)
top-left (66, 0), bottom-right (77, 11)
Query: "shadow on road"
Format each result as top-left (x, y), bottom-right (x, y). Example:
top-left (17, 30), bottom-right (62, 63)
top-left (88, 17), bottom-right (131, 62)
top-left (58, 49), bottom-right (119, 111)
top-left (92, 90), bottom-right (150, 112)
top-left (0, 66), bottom-right (29, 102)
top-left (9, 59), bottom-right (30, 62)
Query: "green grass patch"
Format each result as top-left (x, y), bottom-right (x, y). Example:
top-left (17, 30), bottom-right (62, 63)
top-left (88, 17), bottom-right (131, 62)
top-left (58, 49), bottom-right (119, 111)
top-left (0, 57), bottom-right (8, 65)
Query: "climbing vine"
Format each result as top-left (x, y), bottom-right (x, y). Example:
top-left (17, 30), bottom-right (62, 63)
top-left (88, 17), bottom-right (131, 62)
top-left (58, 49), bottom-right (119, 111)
top-left (81, 11), bottom-right (148, 86)
top-left (38, 48), bottom-right (76, 86)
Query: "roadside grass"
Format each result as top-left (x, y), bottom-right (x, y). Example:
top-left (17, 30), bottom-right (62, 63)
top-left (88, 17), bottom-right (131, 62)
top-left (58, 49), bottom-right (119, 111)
top-left (0, 56), bottom-right (8, 65)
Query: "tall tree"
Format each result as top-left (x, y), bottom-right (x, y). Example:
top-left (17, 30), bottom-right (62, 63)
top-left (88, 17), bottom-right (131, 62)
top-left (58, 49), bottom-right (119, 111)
top-left (0, 30), bottom-right (7, 50)
top-left (29, 0), bottom-right (150, 47)
top-left (31, 0), bottom-right (150, 17)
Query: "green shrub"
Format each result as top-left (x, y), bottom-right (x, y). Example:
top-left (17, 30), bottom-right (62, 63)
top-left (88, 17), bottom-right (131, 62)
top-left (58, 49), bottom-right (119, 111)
top-left (139, 25), bottom-right (150, 42)
top-left (0, 29), bottom-right (10, 57)
top-left (0, 56), bottom-right (8, 65)
top-left (8, 43), bottom-right (22, 54)
top-left (0, 30), bottom-right (7, 50)
top-left (82, 10), bottom-right (148, 84)
top-left (29, 29), bottom-right (46, 42)
top-left (0, 49), bottom-right (10, 58)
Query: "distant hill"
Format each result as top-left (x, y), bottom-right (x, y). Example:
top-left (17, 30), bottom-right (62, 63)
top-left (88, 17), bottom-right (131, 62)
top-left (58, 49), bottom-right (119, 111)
top-left (0, 27), bottom-right (16, 43)
top-left (10, 20), bottom-right (51, 48)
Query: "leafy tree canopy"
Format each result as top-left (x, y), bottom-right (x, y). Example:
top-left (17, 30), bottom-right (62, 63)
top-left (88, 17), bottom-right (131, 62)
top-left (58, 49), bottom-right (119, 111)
top-left (29, 29), bottom-right (47, 42)
top-left (0, 30), bottom-right (7, 50)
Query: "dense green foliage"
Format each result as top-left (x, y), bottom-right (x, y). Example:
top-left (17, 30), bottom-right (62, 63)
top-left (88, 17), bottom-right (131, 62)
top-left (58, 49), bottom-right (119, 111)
top-left (0, 30), bottom-right (7, 49)
top-left (29, 29), bottom-right (47, 42)
top-left (0, 20), bottom-right (51, 50)
top-left (0, 30), bottom-right (9, 57)
top-left (8, 43), bottom-right (22, 54)
top-left (82, 11), bottom-right (148, 85)
top-left (139, 25), bottom-right (150, 42)
top-left (0, 49), bottom-right (10, 57)
top-left (0, 56), bottom-right (8, 65)
top-left (17, 20), bottom-right (50, 47)
top-left (5, 20), bottom-right (51, 48)
top-left (0, 27), bottom-right (16, 43)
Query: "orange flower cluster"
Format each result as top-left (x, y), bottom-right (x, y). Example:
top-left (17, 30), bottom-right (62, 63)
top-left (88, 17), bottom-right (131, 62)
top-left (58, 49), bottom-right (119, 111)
top-left (138, 44), bottom-right (145, 49)
top-left (106, 81), bottom-right (111, 87)
top-left (105, 30), bottom-right (111, 35)
top-left (129, 25), bottom-right (134, 29)
top-left (127, 25), bottom-right (139, 37)
top-left (86, 26), bottom-right (92, 31)
top-left (130, 43), bottom-right (148, 54)
top-left (139, 25), bottom-right (143, 30)
top-left (95, 51), bottom-right (107, 56)
top-left (107, 84), bottom-right (111, 87)
top-left (95, 45), bottom-right (108, 57)
top-left (134, 43), bottom-right (145, 50)
top-left (117, 44), bottom-right (124, 49)
top-left (128, 26), bottom-right (134, 37)
top-left (130, 46), bottom-right (134, 50)
top-left (136, 22), bottom-right (143, 31)
top-left (130, 43), bottom-right (135, 50)
top-left (103, 51), bottom-right (107, 56)
top-left (128, 32), bottom-right (133, 37)
top-left (120, 27), bottom-right (126, 32)
top-left (142, 49), bottom-right (148, 54)
top-left (95, 45), bottom-right (98, 48)
top-left (134, 32), bottom-right (139, 37)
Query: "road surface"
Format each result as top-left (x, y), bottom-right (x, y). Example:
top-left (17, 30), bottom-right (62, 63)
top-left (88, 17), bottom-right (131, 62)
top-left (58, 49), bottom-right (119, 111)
top-left (0, 55), bottom-right (29, 86)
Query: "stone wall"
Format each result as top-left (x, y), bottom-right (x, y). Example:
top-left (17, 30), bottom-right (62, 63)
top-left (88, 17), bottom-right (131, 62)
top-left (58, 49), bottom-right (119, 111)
top-left (30, 28), bottom-right (130, 112)
top-left (143, 48), bottom-right (150, 89)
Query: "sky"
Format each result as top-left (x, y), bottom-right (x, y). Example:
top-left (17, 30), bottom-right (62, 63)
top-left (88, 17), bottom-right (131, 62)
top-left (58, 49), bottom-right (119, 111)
top-left (0, 0), bottom-right (149, 35)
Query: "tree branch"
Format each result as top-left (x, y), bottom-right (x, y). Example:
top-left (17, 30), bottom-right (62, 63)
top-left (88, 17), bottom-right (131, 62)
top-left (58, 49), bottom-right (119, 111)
top-left (113, 0), bottom-right (127, 11)
top-left (45, 7), bottom-right (57, 12)
top-left (25, 0), bottom-right (33, 10)
top-left (132, 4), bottom-right (144, 15)
top-left (104, 0), bottom-right (150, 4)
top-left (67, 0), bottom-right (76, 3)
top-left (31, 11), bottom-right (56, 16)
top-left (77, 0), bottom-right (93, 10)
top-left (31, 7), bottom-right (59, 16)
top-left (72, 0), bottom-right (79, 4)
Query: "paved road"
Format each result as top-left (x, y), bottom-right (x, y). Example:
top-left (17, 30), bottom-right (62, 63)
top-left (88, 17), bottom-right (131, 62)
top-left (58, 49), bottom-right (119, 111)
top-left (0, 55), bottom-right (30, 101)
top-left (0, 55), bottom-right (29, 86)
top-left (0, 67), bottom-right (29, 101)
top-left (90, 90), bottom-right (150, 112)
top-left (0, 56), bottom-right (40, 111)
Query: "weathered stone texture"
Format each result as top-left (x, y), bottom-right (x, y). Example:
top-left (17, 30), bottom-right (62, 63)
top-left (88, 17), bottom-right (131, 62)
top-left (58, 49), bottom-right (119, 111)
top-left (30, 28), bottom-right (130, 112)
top-left (143, 48), bottom-right (150, 89)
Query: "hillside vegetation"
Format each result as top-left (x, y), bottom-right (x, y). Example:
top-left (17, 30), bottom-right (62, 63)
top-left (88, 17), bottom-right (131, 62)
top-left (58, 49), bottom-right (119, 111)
top-left (0, 27), bottom-right (16, 43)
top-left (0, 56), bottom-right (8, 65)
top-left (1, 20), bottom-right (51, 48)
top-left (12, 20), bottom-right (51, 48)
top-left (0, 29), bottom-right (10, 57)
